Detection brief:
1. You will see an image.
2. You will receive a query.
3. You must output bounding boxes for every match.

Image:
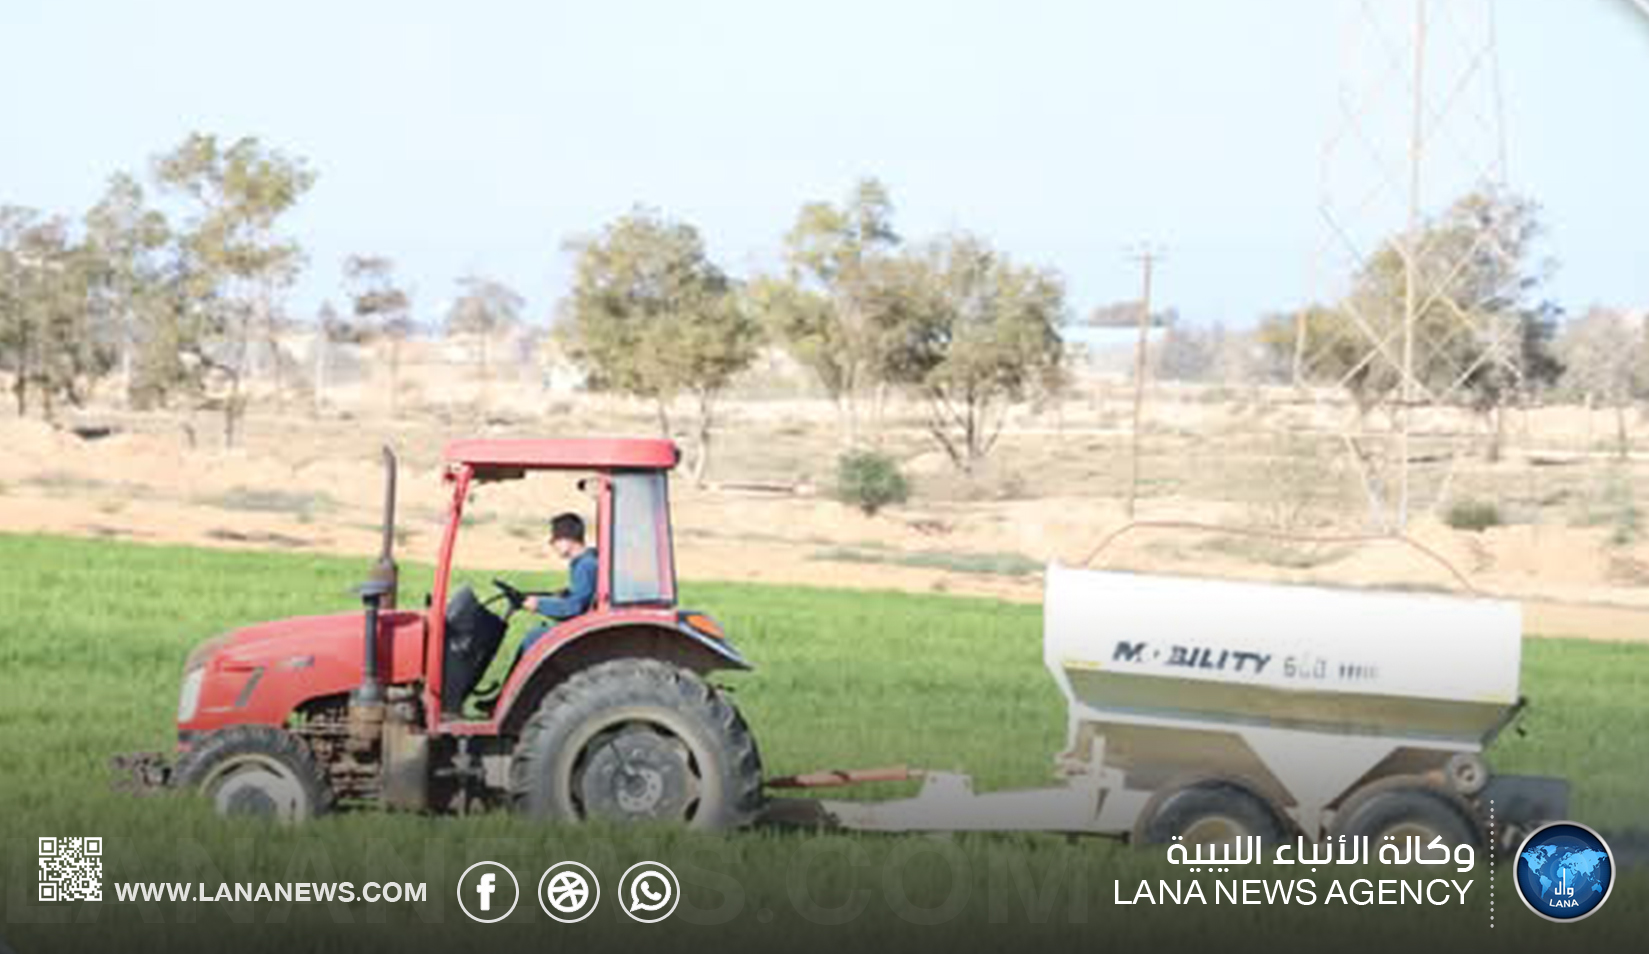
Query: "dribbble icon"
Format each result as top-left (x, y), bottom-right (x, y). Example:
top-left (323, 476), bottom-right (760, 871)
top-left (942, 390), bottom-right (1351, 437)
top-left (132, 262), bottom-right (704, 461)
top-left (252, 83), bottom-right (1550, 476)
top-left (618, 860), bottom-right (680, 923)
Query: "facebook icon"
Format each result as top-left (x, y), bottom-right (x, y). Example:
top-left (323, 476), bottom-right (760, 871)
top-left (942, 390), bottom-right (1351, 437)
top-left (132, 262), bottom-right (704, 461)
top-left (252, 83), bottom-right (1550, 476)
top-left (458, 862), bottom-right (518, 923)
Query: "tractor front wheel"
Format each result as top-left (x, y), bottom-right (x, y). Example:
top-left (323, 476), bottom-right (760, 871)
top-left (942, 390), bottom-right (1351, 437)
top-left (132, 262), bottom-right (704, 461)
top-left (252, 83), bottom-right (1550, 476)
top-left (173, 726), bottom-right (332, 823)
top-left (510, 659), bottom-right (762, 830)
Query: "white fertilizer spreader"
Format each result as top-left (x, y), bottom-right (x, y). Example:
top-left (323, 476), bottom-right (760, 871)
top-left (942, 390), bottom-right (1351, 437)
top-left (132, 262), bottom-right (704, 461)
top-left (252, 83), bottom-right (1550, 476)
top-left (769, 563), bottom-right (1566, 851)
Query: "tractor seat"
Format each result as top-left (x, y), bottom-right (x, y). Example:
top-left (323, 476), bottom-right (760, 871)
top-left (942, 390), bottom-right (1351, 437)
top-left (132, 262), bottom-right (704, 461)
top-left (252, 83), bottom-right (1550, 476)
top-left (441, 585), bottom-right (507, 713)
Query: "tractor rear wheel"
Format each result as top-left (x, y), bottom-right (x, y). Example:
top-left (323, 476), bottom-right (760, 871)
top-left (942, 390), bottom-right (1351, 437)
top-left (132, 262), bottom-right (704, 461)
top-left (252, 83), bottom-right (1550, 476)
top-left (173, 726), bottom-right (332, 823)
top-left (510, 659), bottom-right (762, 830)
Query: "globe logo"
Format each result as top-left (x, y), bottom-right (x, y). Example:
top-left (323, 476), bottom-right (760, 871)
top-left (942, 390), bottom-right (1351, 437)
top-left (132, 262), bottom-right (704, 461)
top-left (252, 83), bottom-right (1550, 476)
top-left (1513, 821), bottom-right (1613, 922)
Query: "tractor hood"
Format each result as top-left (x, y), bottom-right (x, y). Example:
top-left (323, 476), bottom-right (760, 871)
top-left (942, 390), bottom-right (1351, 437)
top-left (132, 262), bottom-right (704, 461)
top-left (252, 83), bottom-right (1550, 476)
top-left (177, 610), bottom-right (426, 734)
top-left (200, 610), bottom-right (425, 678)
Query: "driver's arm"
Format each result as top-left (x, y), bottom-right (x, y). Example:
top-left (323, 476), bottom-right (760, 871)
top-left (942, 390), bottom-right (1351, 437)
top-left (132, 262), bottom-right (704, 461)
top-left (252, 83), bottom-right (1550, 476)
top-left (527, 554), bottom-right (597, 619)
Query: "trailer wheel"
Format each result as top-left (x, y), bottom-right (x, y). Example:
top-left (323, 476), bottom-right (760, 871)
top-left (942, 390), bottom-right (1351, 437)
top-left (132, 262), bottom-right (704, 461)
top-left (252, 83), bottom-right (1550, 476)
top-left (1134, 780), bottom-right (1287, 848)
top-left (1443, 753), bottom-right (1489, 796)
top-left (1330, 778), bottom-right (1482, 850)
top-left (173, 726), bottom-right (332, 823)
top-left (510, 659), bottom-right (763, 830)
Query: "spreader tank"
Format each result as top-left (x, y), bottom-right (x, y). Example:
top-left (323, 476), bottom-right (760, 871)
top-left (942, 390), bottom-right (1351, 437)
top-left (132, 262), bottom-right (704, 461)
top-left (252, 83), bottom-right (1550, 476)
top-left (1044, 564), bottom-right (1523, 746)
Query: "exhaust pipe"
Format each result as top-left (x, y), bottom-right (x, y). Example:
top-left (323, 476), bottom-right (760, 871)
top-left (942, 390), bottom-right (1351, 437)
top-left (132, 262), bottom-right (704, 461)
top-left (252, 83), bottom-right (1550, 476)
top-left (351, 445), bottom-right (399, 744)
top-left (371, 444), bottom-right (399, 609)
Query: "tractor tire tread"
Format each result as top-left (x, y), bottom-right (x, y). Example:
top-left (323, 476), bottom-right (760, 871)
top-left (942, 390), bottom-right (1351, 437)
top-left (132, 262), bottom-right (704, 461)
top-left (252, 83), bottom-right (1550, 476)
top-left (173, 724), bottom-right (333, 816)
top-left (509, 658), bottom-right (762, 829)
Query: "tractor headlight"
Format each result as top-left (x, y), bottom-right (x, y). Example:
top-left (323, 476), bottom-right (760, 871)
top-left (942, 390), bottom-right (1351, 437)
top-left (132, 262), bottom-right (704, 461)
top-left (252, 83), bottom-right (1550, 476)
top-left (177, 668), bottom-right (205, 723)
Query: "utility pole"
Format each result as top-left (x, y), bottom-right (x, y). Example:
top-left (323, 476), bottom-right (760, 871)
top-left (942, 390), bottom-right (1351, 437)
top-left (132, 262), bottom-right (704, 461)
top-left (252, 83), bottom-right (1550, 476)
top-left (1397, 0), bottom-right (1428, 531)
top-left (1126, 245), bottom-right (1162, 520)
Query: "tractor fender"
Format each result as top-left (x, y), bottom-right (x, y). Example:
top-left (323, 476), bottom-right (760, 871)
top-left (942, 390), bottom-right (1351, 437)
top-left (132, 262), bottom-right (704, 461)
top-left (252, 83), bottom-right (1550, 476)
top-left (495, 612), bottom-right (750, 736)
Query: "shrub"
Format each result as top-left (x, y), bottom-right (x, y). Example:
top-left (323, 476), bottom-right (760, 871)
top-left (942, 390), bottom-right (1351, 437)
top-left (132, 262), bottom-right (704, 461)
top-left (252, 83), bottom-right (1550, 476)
top-left (203, 487), bottom-right (336, 518)
top-left (835, 450), bottom-right (910, 516)
top-left (1600, 469), bottom-right (1640, 546)
top-left (1444, 499), bottom-right (1502, 532)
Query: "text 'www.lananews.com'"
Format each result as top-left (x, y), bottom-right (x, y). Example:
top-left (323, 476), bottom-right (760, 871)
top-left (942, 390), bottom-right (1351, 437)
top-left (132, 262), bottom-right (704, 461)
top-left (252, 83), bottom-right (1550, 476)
top-left (113, 882), bottom-right (427, 904)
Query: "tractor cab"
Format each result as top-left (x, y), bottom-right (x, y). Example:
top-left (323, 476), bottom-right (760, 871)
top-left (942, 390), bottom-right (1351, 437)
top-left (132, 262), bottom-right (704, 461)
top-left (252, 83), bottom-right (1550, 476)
top-left (430, 440), bottom-right (698, 716)
top-left (413, 439), bottom-right (745, 729)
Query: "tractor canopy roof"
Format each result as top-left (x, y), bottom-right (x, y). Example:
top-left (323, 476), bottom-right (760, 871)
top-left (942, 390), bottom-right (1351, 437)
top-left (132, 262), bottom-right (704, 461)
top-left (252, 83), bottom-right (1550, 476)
top-left (443, 438), bottom-right (679, 474)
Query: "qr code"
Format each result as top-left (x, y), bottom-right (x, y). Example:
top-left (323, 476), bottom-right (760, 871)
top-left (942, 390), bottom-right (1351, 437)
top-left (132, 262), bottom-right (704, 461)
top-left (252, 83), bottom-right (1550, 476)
top-left (39, 837), bottom-right (102, 902)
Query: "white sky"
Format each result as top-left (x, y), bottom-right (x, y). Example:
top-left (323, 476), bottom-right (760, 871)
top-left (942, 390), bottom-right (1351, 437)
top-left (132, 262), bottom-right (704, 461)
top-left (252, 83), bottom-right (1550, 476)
top-left (1, 0), bottom-right (1645, 328)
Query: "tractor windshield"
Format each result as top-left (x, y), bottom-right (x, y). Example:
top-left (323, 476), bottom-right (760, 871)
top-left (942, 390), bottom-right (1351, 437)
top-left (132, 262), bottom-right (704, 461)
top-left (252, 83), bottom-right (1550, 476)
top-left (610, 471), bottom-right (675, 605)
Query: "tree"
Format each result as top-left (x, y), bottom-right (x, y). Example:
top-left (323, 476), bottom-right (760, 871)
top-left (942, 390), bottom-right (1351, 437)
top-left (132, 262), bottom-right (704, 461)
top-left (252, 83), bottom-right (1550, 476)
top-left (343, 254), bottom-right (413, 416)
top-left (748, 273), bottom-right (835, 385)
top-left (867, 234), bottom-right (1066, 473)
top-left (125, 255), bottom-right (210, 414)
top-left (1465, 300), bottom-right (1563, 462)
top-left (1156, 318), bottom-right (1225, 382)
top-left (83, 173), bottom-right (169, 405)
top-left (153, 133), bottom-right (315, 446)
top-left (560, 208), bottom-right (759, 485)
top-left (1258, 304), bottom-right (1381, 412)
top-left (1426, 191), bottom-right (1562, 460)
top-left (0, 211), bottom-right (113, 417)
top-left (1278, 189), bottom-right (1562, 457)
top-left (1556, 307), bottom-right (1649, 459)
top-left (445, 274), bottom-right (524, 388)
top-left (309, 300), bottom-right (355, 415)
top-left (767, 178), bottom-right (899, 444)
top-left (0, 207), bottom-right (39, 413)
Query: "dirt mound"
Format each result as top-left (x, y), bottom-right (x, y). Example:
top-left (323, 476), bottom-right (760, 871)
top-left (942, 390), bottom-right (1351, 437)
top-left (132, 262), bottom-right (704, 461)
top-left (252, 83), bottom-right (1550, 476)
top-left (0, 419), bottom-right (78, 474)
top-left (2, 401), bottom-right (1647, 644)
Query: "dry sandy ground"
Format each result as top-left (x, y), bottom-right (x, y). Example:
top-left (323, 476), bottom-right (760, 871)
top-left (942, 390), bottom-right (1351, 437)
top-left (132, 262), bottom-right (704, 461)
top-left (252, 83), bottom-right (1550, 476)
top-left (2, 407), bottom-right (1646, 643)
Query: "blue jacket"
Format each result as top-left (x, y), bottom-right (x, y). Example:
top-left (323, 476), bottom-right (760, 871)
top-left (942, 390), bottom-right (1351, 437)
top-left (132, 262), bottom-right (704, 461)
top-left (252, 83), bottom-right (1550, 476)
top-left (533, 548), bottom-right (598, 619)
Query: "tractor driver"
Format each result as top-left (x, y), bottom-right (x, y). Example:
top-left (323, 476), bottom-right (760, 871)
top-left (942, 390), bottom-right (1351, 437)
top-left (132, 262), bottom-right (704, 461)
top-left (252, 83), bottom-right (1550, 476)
top-left (517, 512), bottom-right (598, 659)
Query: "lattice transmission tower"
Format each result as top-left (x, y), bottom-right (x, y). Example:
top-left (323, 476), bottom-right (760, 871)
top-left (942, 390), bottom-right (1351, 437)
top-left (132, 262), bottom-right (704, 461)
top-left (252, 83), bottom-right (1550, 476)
top-left (1297, 0), bottom-right (1524, 531)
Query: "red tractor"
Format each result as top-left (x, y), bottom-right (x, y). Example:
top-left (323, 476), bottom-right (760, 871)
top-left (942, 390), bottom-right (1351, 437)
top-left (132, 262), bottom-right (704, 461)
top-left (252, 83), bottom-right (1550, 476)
top-left (125, 438), bottom-right (763, 828)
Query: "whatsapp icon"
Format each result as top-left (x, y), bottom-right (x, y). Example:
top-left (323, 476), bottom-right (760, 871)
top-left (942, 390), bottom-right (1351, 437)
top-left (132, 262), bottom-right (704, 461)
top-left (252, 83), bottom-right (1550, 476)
top-left (619, 860), bottom-right (680, 924)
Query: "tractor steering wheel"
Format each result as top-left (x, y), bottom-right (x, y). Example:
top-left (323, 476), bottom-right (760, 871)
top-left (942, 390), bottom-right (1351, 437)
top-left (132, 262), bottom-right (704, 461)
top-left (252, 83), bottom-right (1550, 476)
top-left (491, 578), bottom-right (528, 613)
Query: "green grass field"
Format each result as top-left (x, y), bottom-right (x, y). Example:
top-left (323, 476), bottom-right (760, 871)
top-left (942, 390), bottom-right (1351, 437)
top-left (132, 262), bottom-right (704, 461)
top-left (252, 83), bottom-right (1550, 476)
top-left (0, 533), bottom-right (1643, 953)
